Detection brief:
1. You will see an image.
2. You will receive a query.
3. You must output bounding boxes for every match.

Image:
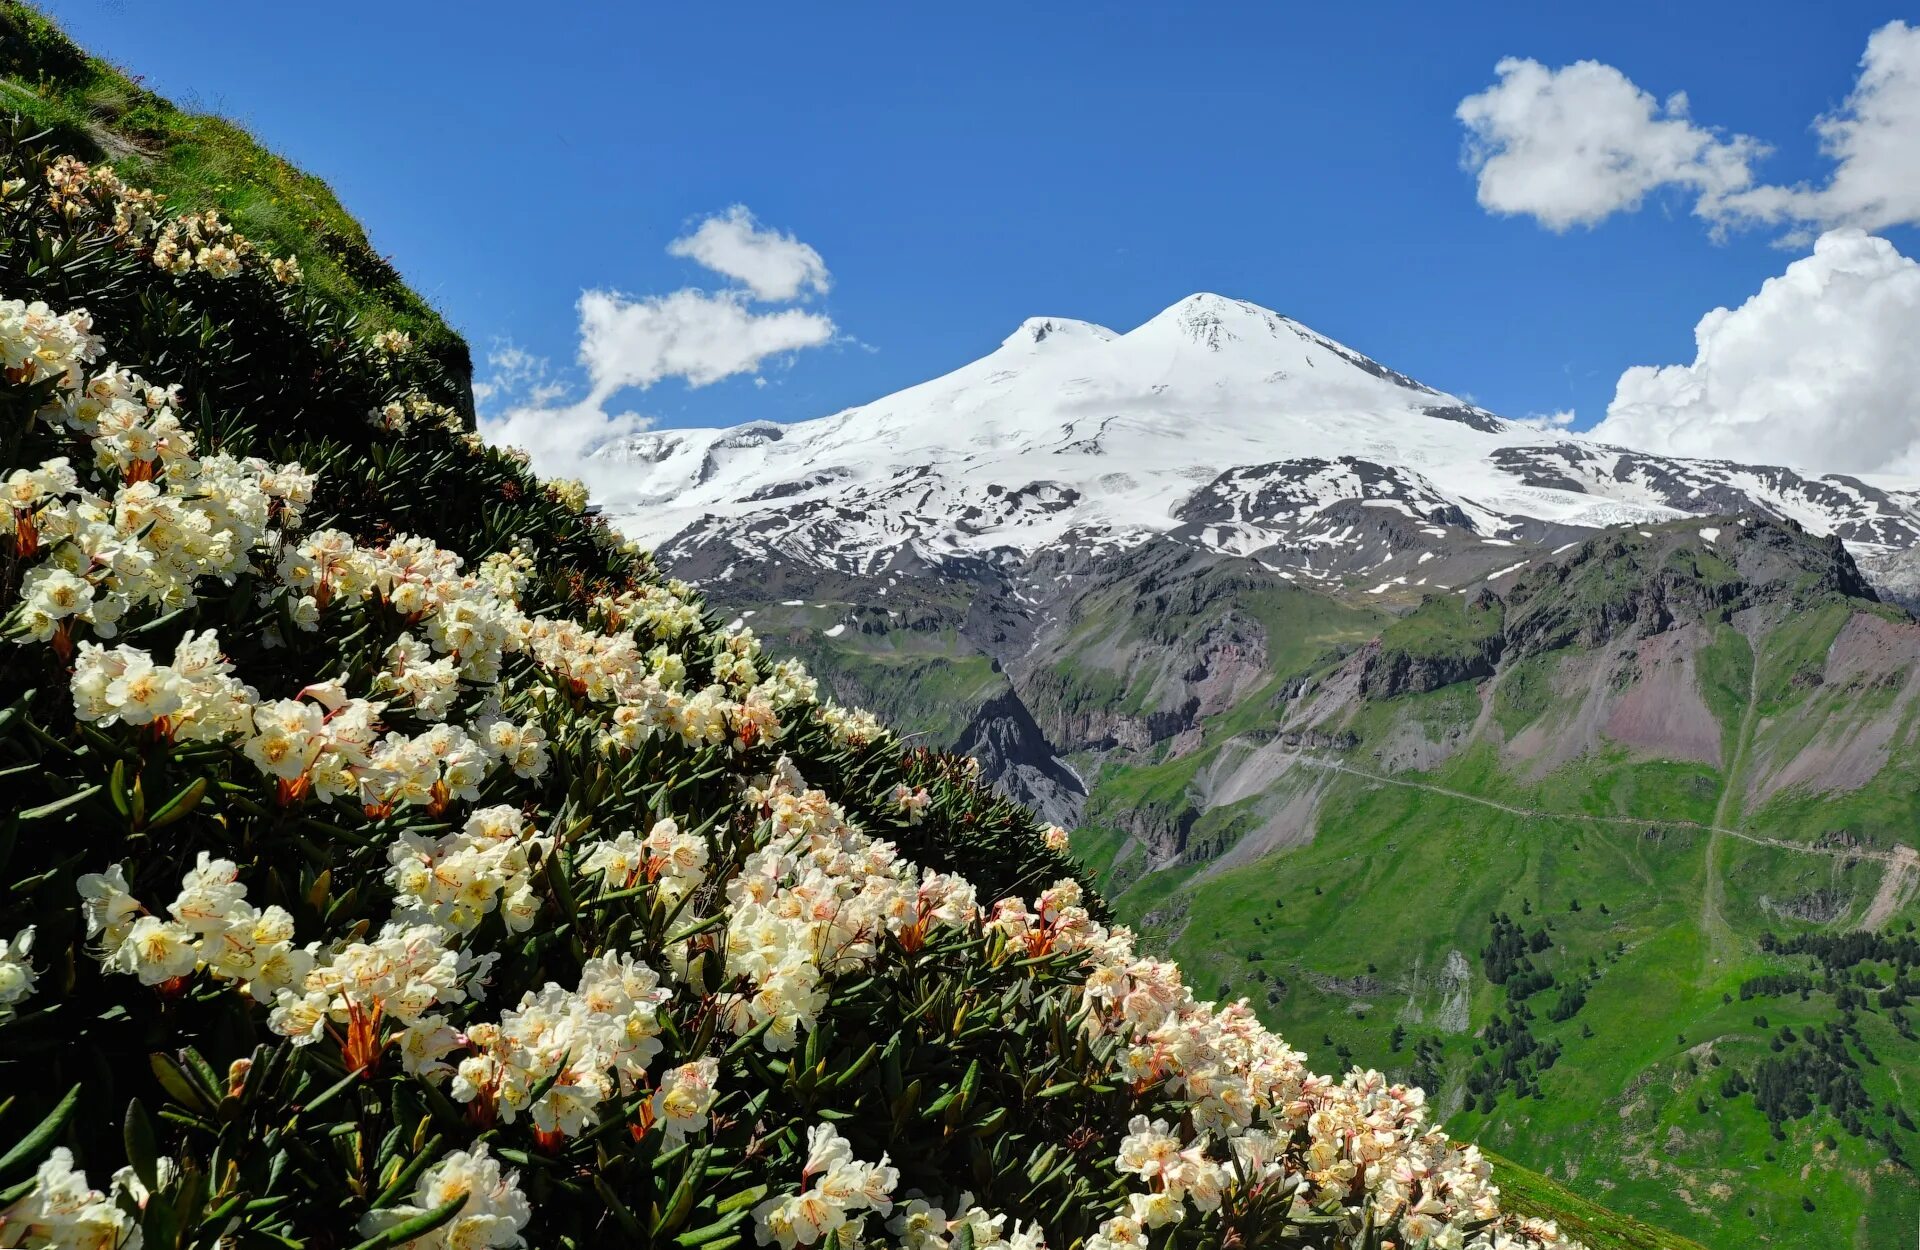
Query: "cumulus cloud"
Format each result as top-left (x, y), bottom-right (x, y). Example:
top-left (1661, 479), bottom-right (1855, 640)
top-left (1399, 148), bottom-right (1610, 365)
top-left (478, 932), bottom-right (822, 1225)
top-left (1456, 58), bottom-right (1762, 231)
top-left (1587, 230), bottom-right (1920, 474)
top-left (478, 207), bottom-right (838, 497)
top-left (578, 288), bottom-right (834, 397)
top-left (667, 205), bottom-right (831, 302)
top-left (1714, 21), bottom-right (1920, 241)
top-left (1458, 21), bottom-right (1920, 241)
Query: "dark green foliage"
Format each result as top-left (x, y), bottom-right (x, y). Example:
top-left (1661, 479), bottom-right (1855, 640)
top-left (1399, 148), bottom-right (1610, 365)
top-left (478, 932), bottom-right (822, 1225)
top-left (0, 123), bottom-right (1130, 1246)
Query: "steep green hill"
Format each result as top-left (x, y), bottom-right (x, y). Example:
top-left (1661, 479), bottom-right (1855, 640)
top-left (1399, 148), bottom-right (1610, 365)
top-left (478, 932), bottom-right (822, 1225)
top-left (0, 0), bottom-right (473, 415)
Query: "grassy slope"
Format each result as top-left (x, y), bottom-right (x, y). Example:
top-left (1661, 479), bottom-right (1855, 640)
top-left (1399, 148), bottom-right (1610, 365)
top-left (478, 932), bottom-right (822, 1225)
top-left (1076, 595), bottom-right (1920, 1249)
top-left (1488, 1153), bottom-right (1711, 1250)
top-left (0, 1), bottom-right (472, 411)
top-left (732, 597), bottom-right (1011, 751)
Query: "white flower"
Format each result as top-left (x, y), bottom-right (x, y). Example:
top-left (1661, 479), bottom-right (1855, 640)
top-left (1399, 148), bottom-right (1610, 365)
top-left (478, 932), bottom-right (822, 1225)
top-left (0, 926), bottom-right (38, 1019)
top-left (0, 1146), bottom-right (137, 1248)
top-left (892, 784), bottom-right (932, 824)
top-left (753, 1123), bottom-right (897, 1249)
top-left (77, 863), bottom-right (142, 947)
top-left (397, 1015), bottom-right (463, 1081)
top-left (357, 1142), bottom-right (530, 1249)
top-left (888, 1199), bottom-right (950, 1250)
top-left (112, 915), bottom-right (199, 984)
top-left (651, 1058), bottom-right (720, 1143)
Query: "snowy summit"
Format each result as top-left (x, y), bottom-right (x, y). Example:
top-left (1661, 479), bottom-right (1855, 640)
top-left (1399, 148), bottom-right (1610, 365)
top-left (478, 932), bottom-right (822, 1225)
top-left (597, 294), bottom-right (1920, 589)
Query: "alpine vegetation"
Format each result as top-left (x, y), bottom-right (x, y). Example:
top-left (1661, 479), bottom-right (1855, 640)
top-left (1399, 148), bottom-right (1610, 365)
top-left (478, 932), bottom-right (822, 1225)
top-left (0, 127), bottom-right (1580, 1249)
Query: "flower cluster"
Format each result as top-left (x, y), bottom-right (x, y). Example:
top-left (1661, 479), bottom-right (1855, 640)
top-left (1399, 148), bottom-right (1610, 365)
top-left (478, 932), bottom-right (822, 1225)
top-left (41, 155), bottom-right (302, 286)
top-left (545, 476), bottom-right (589, 513)
top-left (580, 816), bottom-right (709, 904)
top-left (889, 1199), bottom-right (1047, 1250)
top-left (719, 761), bottom-right (977, 1051)
top-left (752, 1124), bottom-right (899, 1250)
top-left (449, 952), bottom-right (673, 1136)
top-left (71, 632), bottom-right (256, 738)
top-left (0, 295), bottom-right (101, 384)
top-left (819, 700), bottom-right (890, 751)
top-left (78, 855), bottom-right (312, 1001)
top-left (6, 355), bottom-right (312, 645)
top-left (477, 546), bottom-right (536, 603)
top-left (387, 805), bottom-right (550, 935)
top-left (368, 389), bottom-right (461, 433)
top-left (266, 922), bottom-right (493, 1076)
top-left (986, 878), bottom-right (1573, 1248)
top-left (0, 1147), bottom-right (140, 1250)
top-left (651, 1057), bottom-right (721, 1144)
top-left (892, 783), bottom-right (931, 824)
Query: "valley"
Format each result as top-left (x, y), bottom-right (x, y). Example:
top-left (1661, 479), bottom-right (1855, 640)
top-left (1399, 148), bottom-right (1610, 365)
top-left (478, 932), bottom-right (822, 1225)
top-left (612, 298), bottom-right (1920, 1247)
top-left (682, 522), bottom-right (1920, 1247)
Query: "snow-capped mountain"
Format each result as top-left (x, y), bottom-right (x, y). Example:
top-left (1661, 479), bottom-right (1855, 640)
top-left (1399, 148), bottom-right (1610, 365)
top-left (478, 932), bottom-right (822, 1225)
top-left (598, 293), bottom-right (1920, 593)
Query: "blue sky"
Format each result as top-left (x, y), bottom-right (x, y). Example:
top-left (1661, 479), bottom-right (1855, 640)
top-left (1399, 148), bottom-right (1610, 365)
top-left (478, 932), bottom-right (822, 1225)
top-left (37, 0), bottom-right (1920, 449)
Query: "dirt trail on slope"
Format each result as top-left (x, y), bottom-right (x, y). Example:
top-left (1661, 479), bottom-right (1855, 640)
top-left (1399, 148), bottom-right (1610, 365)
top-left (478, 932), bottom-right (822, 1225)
top-left (1859, 845), bottom-right (1920, 932)
top-left (1287, 756), bottom-right (1904, 866)
top-left (1700, 645), bottom-right (1762, 967)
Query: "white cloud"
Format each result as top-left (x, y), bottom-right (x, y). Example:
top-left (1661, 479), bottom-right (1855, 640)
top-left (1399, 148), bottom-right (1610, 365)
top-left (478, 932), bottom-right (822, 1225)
top-left (666, 205), bottom-right (830, 302)
top-left (481, 396), bottom-right (656, 492)
top-left (478, 206), bottom-right (839, 500)
top-left (578, 287), bottom-right (834, 397)
top-left (1456, 58), bottom-right (1762, 231)
top-left (1715, 21), bottom-right (1920, 241)
top-left (475, 347), bottom-right (653, 495)
top-left (1512, 409), bottom-right (1577, 431)
top-left (1458, 22), bottom-right (1920, 241)
top-left (473, 343), bottom-right (567, 407)
top-left (1588, 230), bottom-right (1920, 474)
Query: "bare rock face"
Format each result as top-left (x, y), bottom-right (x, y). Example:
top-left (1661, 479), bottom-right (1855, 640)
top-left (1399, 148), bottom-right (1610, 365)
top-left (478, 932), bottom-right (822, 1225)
top-left (1761, 890), bottom-right (1853, 924)
top-left (953, 688), bottom-right (1086, 829)
top-left (1355, 636), bottom-right (1504, 699)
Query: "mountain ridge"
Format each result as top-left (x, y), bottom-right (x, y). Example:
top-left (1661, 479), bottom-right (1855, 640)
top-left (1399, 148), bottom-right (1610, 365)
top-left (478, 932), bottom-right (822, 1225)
top-left (598, 292), bottom-right (1920, 606)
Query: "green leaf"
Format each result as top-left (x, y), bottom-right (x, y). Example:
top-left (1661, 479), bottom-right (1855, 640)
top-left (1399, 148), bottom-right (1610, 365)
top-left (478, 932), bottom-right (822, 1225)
top-left (145, 776), bottom-right (207, 830)
top-left (19, 784), bottom-right (100, 822)
top-left (674, 1206), bottom-right (753, 1246)
top-left (348, 1193), bottom-right (468, 1250)
top-left (369, 1135), bottom-right (442, 1210)
top-left (593, 1175), bottom-right (644, 1237)
top-left (296, 1062), bottom-right (368, 1118)
top-left (107, 759), bottom-right (132, 819)
top-left (123, 1099), bottom-right (160, 1192)
top-left (0, 1084), bottom-right (81, 1180)
top-left (715, 1184), bottom-right (767, 1216)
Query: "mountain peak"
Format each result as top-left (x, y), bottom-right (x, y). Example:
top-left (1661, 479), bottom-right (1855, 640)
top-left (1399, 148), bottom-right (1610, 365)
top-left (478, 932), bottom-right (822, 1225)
top-left (1140, 292), bottom-right (1290, 351)
top-left (999, 316), bottom-right (1116, 350)
top-left (1167, 291), bottom-right (1269, 314)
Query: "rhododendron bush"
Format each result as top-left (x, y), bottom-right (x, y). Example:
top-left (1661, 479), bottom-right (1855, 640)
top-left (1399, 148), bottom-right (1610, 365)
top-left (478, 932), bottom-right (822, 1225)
top-left (0, 121), bottom-right (1581, 1250)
